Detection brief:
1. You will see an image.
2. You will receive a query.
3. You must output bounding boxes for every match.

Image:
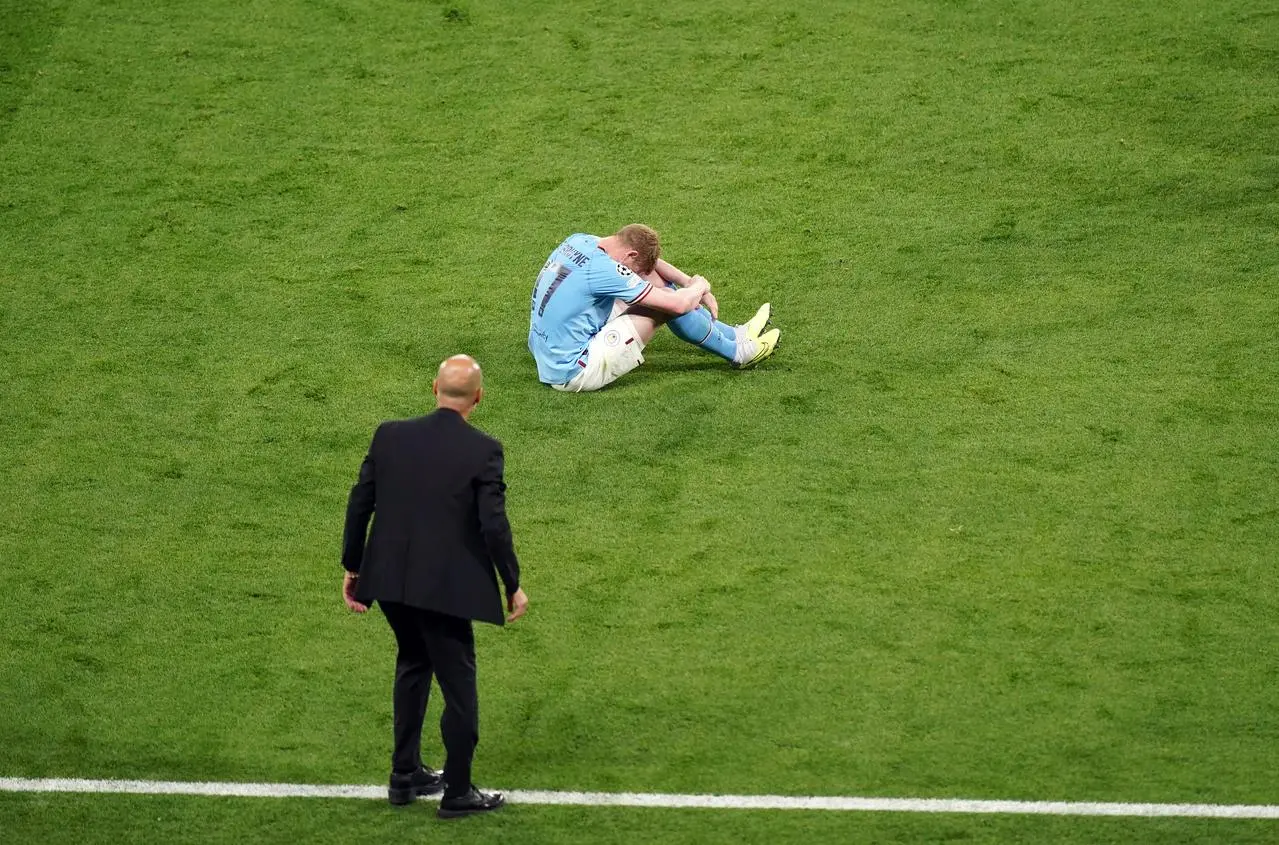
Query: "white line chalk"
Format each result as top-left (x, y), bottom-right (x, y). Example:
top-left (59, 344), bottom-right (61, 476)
top-left (2, 778), bottom-right (1276, 820)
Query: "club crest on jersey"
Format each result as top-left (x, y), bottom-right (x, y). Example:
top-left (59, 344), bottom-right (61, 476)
top-left (605, 330), bottom-right (621, 347)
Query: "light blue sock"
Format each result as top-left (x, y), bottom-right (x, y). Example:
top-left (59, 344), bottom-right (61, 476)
top-left (666, 306), bottom-right (739, 362)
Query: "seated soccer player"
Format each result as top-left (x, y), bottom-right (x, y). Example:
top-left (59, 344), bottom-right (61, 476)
top-left (528, 224), bottom-right (780, 392)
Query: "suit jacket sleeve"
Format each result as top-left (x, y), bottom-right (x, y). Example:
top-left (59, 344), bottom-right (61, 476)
top-left (341, 428), bottom-right (379, 573)
top-left (476, 444), bottom-right (521, 595)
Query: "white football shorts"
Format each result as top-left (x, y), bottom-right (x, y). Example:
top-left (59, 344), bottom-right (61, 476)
top-left (554, 312), bottom-right (646, 393)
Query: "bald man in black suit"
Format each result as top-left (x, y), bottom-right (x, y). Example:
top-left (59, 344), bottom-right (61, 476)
top-left (342, 354), bottom-right (528, 818)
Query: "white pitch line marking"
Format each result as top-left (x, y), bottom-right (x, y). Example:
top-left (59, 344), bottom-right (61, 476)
top-left (1, 778), bottom-right (1277, 820)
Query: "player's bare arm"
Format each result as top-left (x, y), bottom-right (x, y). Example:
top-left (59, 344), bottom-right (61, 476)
top-left (656, 263), bottom-right (719, 317)
top-left (656, 259), bottom-right (694, 286)
top-left (638, 278), bottom-right (709, 316)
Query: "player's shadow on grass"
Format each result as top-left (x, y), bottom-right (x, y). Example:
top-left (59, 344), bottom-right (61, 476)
top-left (591, 358), bottom-right (733, 393)
top-left (641, 359), bottom-right (724, 374)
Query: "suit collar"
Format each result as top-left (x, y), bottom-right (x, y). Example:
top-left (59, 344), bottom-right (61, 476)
top-left (431, 407), bottom-right (469, 424)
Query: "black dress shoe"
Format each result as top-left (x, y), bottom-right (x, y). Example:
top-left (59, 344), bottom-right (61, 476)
top-left (437, 786), bottom-right (506, 818)
top-left (388, 766), bottom-right (445, 805)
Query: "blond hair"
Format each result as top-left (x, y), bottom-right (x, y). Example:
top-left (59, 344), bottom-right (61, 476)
top-left (615, 223), bottom-right (661, 275)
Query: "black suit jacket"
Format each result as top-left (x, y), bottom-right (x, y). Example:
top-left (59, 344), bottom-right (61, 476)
top-left (342, 408), bottom-right (520, 626)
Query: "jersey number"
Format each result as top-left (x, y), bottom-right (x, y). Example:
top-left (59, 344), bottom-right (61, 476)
top-left (535, 262), bottom-right (573, 317)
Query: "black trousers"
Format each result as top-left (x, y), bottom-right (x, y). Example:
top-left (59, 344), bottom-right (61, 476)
top-left (378, 601), bottom-right (478, 797)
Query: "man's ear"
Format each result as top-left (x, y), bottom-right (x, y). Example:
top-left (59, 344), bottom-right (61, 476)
top-left (432, 378), bottom-right (439, 397)
top-left (474, 387), bottom-right (484, 406)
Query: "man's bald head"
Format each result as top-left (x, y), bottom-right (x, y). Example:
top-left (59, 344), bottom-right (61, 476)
top-left (433, 354), bottom-right (484, 415)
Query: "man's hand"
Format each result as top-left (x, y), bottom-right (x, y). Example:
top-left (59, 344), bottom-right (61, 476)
top-left (343, 571), bottom-right (369, 613)
top-left (506, 588), bottom-right (529, 623)
top-left (700, 291), bottom-right (719, 320)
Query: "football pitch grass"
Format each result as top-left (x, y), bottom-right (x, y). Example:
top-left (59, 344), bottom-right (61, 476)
top-left (1, 0), bottom-right (1276, 842)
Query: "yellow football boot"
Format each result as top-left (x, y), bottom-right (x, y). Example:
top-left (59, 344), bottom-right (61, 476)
top-left (733, 327), bottom-right (780, 369)
top-left (737, 302), bottom-right (772, 340)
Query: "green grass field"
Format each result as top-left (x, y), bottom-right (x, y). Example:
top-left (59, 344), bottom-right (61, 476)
top-left (2, 0), bottom-right (1277, 842)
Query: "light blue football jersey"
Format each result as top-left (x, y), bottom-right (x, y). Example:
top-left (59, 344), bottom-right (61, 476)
top-left (528, 233), bottom-right (653, 384)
